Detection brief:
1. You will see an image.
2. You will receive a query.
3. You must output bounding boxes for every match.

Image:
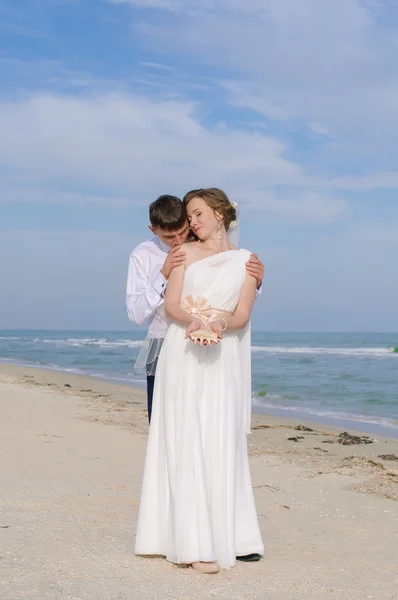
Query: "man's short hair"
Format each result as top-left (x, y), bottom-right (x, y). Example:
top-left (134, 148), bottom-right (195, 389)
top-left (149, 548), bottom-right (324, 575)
top-left (149, 195), bottom-right (187, 231)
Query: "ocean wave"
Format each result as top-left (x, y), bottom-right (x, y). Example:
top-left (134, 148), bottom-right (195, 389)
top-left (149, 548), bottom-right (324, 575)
top-left (0, 335), bottom-right (144, 348)
top-left (251, 346), bottom-right (397, 357)
top-left (3, 336), bottom-right (397, 357)
top-left (252, 394), bottom-right (398, 431)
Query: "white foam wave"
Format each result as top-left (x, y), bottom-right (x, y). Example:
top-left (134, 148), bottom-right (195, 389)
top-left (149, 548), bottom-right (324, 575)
top-left (250, 346), bottom-right (396, 357)
top-left (37, 338), bottom-right (144, 349)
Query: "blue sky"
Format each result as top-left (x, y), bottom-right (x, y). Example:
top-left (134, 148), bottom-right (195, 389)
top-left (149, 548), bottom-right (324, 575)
top-left (1, 0), bottom-right (398, 332)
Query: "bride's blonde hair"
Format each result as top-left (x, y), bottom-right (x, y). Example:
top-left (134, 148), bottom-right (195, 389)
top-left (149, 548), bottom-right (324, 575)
top-left (183, 188), bottom-right (237, 231)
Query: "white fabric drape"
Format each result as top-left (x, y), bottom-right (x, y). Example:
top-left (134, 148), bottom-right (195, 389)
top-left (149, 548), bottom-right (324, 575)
top-left (134, 250), bottom-right (263, 570)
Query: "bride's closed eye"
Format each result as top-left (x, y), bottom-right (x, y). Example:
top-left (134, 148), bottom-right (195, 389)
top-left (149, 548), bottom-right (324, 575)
top-left (188, 212), bottom-right (202, 221)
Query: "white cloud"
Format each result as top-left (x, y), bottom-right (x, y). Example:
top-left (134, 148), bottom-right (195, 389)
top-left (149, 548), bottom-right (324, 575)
top-left (139, 61), bottom-right (174, 71)
top-left (110, 0), bottom-right (177, 7)
top-left (4, 90), bottom-right (398, 223)
top-left (235, 190), bottom-right (347, 222)
top-left (308, 122), bottom-right (334, 137)
top-left (117, 0), bottom-right (398, 145)
top-left (0, 92), bottom-right (349, 221)
top-left (331, 171), bottom-right (398, 191)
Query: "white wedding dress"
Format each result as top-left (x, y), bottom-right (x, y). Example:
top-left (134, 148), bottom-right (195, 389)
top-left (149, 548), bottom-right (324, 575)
top-left (134, 249), bottom-right (264, 570)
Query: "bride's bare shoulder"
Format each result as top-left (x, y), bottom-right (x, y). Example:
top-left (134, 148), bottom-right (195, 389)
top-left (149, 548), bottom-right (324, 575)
top-left (182, 242), bottom-right (203, 267)
top-left (182, 241), bottom-right (201, 256)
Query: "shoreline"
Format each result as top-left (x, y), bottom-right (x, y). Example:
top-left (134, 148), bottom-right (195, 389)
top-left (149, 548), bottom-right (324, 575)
top-left (2, 361), bottom-right (398, 464)
top-left (2, 358), bottom-right (398, 439)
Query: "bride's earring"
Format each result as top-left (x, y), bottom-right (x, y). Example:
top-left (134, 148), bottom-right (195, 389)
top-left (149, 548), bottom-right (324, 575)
top-left (217, 218), bottom-right (223, 240)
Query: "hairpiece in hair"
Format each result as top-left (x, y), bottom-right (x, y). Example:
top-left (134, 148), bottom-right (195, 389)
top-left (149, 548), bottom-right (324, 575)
top-left (229, 201), bottom-right (238, 230)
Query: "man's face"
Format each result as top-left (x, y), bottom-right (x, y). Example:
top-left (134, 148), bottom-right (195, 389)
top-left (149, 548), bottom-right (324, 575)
top-left (149, 221), bottom-right (190, 248)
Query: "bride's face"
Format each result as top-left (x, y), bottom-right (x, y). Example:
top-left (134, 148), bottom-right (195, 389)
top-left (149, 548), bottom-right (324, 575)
top-left (187, 197), bottom-right (221, 240)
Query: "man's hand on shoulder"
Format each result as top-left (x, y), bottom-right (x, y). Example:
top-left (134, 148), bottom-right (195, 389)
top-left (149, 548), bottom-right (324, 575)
top-left (161, 245), bottom-right (186, 279)
top-left (245, 253), bottom-right (264, 289)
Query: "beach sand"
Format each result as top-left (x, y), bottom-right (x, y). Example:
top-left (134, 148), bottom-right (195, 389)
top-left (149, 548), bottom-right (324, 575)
top-left (0, 363), bottom-right (397, 600)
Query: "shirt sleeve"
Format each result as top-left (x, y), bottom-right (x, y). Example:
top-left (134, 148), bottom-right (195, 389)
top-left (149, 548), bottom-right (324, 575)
top-left (126, 251), bottom-right (167, 325)
top-left (256, 283), bottom-right (262, 297)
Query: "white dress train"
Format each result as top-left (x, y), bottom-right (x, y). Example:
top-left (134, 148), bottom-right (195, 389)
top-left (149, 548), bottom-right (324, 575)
top-left (134, 249), bottom-right (264, 570)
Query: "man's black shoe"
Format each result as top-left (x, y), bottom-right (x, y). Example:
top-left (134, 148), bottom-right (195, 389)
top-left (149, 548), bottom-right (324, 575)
top-left (236, 553), bottom-right (261, 562)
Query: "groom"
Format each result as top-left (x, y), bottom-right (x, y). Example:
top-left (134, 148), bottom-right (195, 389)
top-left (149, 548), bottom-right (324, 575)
top-left (126, 194), bottom-right (264, 422)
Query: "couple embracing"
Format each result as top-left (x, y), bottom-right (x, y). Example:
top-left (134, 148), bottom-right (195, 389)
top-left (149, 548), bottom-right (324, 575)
top-left (126, 188), bottom-right (264, 574)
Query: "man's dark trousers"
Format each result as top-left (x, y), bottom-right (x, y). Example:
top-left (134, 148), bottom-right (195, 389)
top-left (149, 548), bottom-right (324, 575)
top-left (146, 375), bottom-right (155, 422)
top-left (145, 340), bottom-right (162, 423)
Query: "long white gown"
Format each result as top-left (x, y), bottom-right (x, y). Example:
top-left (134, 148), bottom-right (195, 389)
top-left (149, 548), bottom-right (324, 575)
top-left (134, 249), bottom-right (264, 570)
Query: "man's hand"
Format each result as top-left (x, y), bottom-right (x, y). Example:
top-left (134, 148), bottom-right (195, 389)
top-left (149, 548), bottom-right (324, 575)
top-left (161, 245), bottom-right (186, 279)
top-left (245, 253), bottom-right (264, 289)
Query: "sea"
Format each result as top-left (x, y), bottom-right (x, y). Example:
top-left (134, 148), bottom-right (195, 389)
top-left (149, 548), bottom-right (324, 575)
top-left (1, 330), bottom-right (398, 437)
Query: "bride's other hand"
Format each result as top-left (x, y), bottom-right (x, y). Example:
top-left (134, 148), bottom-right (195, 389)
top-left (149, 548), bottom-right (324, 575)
top-left (208, 320), bottom-right (223, 340)
top-left (185, 320), bottom-right (204, 339)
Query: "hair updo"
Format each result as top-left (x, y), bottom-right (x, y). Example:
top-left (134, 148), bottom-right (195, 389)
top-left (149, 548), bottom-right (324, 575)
top-left (183, 188), bottom-right (237, 231)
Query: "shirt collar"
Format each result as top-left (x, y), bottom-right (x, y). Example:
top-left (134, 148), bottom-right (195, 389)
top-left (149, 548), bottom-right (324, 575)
top-left (153, 236), bottom-right (170, 254)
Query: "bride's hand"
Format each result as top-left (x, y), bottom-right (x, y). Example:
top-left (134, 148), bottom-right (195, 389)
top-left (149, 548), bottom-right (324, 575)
top-left (185, 320), bottom-right (220, 346)
top-left (185, 320), bottom-right (204, 339)
top-left (208, 320), bottom-right (223, 340)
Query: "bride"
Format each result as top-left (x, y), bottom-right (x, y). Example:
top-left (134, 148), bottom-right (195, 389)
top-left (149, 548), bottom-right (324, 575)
top-left (134, 188), bottom-right (264, 573)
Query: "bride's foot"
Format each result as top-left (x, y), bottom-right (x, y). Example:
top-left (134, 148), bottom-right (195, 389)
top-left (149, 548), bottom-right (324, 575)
top-left (191, 561), bottom-right (219, 574)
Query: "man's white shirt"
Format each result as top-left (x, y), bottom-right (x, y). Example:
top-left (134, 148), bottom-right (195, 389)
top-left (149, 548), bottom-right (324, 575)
top-left (126, 237), bottom-right (171, 339)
